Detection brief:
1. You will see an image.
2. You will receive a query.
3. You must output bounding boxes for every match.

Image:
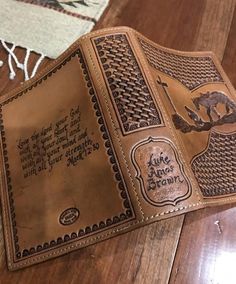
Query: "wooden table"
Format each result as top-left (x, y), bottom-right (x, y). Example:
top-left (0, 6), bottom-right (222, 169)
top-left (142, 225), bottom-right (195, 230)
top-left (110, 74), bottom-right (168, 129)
top-left (0, 0), bottom-right (235, 283)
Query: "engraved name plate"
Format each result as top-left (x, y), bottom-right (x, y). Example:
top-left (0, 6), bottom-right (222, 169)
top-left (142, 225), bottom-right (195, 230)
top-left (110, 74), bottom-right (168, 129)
top-left (131, 137), bottom-right (192, 206)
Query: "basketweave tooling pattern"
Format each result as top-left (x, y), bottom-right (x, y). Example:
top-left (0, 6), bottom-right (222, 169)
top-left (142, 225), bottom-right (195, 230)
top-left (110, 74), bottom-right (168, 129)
top-left (94, 34), bottom-right (162, 134)
top-left (191, 131), bottom-right (236, 197)
top-left (138, 38), bottom-right (223, 90)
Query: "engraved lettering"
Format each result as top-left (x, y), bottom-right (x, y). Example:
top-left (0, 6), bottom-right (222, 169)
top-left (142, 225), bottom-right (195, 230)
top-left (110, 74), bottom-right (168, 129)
top-left (17, 106), bottom-right (100, 178)
top-left (146, 152), bottom-right (179, 191)
top-left (132, 137), bottom-right (191, 206)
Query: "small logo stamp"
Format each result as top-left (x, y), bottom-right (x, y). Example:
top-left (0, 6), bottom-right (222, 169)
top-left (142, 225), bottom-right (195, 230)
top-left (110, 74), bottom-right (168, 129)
top-left (59, 207), bottom-right (80, 226)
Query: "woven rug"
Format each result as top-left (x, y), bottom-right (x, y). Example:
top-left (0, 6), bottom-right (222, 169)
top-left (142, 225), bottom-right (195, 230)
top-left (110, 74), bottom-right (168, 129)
top-left (0, 0), bottom-right (109, 81)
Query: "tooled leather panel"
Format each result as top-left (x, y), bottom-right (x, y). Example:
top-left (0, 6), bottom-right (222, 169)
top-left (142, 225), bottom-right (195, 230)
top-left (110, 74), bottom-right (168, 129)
top-left (138, 38), bottom-right (223, 90)
top-left (93, 34), bottom-right (163, 135)
top-left (191, 131), bottom-right (236, 197)
top-left (0, 48), bottom-right (135, 260)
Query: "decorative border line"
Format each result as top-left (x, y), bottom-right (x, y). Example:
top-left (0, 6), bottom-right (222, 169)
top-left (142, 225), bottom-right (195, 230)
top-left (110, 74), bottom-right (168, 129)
top-left (16, 0), bottom-right (97, 23)
top-left (0, 47), bottom-right (135, 261)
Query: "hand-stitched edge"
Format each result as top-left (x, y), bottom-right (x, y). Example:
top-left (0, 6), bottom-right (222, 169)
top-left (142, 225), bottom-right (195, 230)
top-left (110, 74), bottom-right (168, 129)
top-left (9, 194), bottom-right (236, 269)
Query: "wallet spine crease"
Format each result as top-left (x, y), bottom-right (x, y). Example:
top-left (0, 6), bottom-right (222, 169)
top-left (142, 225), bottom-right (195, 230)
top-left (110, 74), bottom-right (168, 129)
top-left (129, 30), bottom-right (204, 203)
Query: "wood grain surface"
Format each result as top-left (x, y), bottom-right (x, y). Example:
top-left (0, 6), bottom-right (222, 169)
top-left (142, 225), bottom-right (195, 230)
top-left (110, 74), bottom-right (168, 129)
top-left (0, 0), bottom-right (235, 283)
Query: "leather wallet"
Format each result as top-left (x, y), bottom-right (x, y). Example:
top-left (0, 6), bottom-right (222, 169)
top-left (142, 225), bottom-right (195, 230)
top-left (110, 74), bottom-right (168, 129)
top-left (0, 27), bottom-right (235, 270)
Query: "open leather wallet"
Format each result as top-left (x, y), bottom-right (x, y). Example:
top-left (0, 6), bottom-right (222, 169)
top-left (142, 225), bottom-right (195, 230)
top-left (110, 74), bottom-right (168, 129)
top-left (0, 27), bottom-right (235, 270)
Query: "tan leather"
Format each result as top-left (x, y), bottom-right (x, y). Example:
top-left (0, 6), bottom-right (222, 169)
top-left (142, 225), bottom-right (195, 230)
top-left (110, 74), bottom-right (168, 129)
top-left (0, 27), bottom-right (235, 270)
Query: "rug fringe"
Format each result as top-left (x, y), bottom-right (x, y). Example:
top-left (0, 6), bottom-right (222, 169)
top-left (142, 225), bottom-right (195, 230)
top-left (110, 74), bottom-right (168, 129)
top-left (0, 39), bottom-right (45, 81)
